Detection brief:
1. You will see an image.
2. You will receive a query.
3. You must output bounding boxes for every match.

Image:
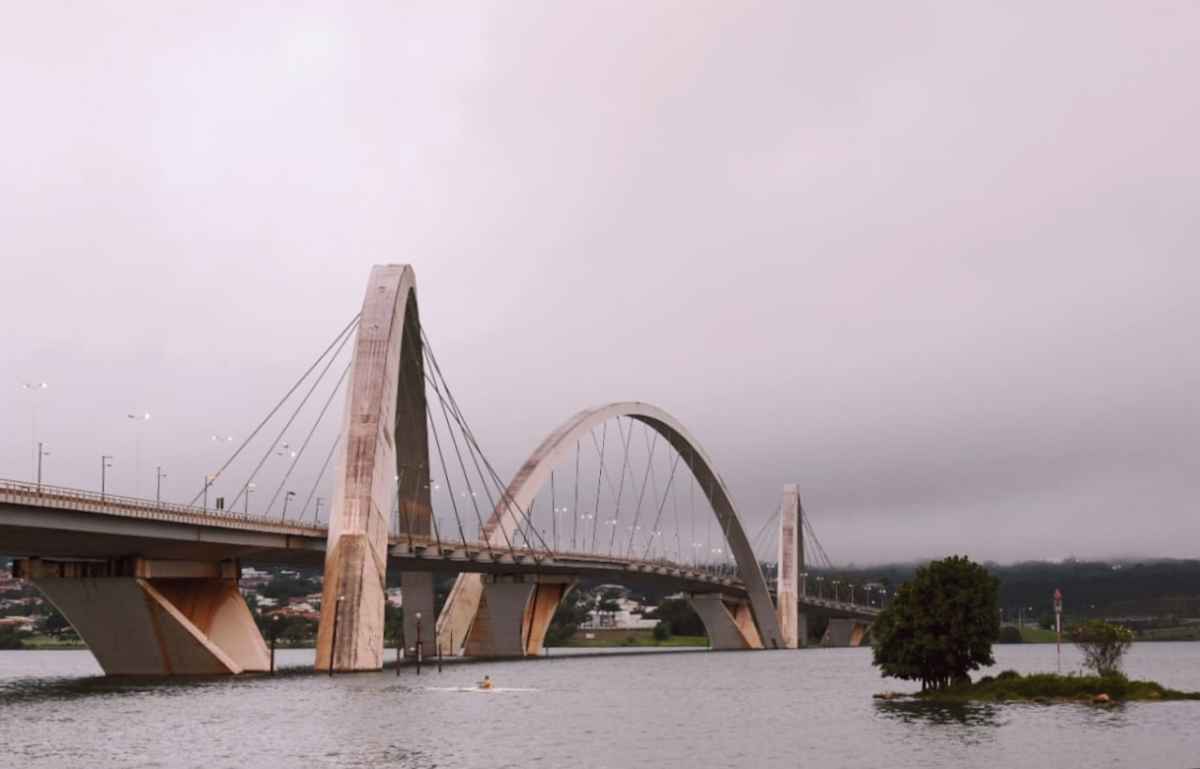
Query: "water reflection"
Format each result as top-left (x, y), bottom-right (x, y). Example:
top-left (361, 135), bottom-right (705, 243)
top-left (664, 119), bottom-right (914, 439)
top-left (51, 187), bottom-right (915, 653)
top-left (875, 699), bottom-right (1005, 728)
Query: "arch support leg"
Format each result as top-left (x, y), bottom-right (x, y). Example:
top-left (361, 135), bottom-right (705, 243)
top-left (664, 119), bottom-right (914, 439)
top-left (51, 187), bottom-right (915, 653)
top-left (458, 575), bottom-right (574, 658)
top-left (688, 593), bottom-right (764, 650)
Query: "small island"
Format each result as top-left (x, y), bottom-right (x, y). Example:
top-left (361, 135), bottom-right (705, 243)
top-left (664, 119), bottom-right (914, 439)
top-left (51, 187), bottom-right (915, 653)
top-left (871, 556), bottom-right (1200, 704)
top-left (911, 670), bottom-right (1200, 704)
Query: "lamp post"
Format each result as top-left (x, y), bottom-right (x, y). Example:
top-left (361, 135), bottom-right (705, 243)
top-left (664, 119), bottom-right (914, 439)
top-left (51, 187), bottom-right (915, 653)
top-left (816, 576), bottom-right (824, 599)
top-left (36, 443), bottom-right (50, 491)
top-left (315, 497), bottom-right (325, 521)
top-left (126, 411), bottom-right (151, 496)
top-left (100, 455), bottom-right (113, 500)
top-left (281, 490), bottom-right (296, 520)
top-left (203, 474), bottom-right (216, 511)
top-left (865, 585), bottom-right (874, 607)
top-left (848, 583), bottom-right (856, 605)
top-left (20, 381), bottom-right (48, 482)
top-left (156, 467), bottom-right (167, 504)
top-left (799, 571), bottom-right (808, 597)
top-left (832, 580), bottom-right (841, 602)
top-left (245, 482), bottom-right (256, 514)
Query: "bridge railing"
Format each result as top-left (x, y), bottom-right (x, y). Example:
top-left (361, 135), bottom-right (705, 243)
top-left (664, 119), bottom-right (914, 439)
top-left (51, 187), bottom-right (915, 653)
top-left (0, 478), bottom-right (327, 534)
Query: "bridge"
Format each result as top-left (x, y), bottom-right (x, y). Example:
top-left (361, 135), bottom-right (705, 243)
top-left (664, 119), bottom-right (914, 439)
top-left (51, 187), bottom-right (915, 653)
top-left (2, 265), bottom-right (878, 675)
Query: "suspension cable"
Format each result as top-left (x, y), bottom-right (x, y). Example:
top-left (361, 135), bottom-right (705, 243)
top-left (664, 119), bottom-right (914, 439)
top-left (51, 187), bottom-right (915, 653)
top-left (188, 313), bottom-right (360, 506)
top-left (264, 361), bottom-right (351, 519)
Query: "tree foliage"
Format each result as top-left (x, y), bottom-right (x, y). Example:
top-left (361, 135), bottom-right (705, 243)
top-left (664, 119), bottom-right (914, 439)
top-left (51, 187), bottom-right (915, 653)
top-left (645, 597), bottom-right (706, 637)
top-left (0, 626), bottom-right (27, 650)
top-left (544, 589), bottom-right (594, 646)
top-left (872, 555), bottom-right (1000, 691)
top-left (1070, 620), bottom-right (1134, 677)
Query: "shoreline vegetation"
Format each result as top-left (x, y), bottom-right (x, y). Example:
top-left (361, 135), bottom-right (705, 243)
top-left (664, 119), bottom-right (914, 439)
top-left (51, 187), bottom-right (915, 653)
top-left (878, 670), bottom-right (1200, 704)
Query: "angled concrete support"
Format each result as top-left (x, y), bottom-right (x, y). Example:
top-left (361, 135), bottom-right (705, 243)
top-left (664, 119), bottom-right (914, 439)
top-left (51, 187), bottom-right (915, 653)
top-left (458, 575), bottom-right (574, 658)
top-left (16, 557), bottom-right (268, 675)
top-left (689, 593), bottom-right (764, 650)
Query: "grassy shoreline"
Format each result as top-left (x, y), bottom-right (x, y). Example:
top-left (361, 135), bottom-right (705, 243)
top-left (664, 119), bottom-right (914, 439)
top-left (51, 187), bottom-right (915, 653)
top-left (911, 671), bottom-right (1200, 703)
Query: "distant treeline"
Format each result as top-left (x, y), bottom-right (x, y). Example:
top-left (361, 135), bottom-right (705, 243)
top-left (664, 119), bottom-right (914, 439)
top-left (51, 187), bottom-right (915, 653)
top-left (814, 559), bottom-right (1200, 622)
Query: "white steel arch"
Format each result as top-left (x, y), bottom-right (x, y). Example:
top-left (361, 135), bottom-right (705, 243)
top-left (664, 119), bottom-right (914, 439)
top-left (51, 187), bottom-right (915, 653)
top-left (438, 402), bottom-right (783, 650)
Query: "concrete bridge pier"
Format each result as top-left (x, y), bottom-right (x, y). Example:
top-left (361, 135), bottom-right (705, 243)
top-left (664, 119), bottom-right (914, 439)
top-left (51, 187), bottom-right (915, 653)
top-left (456, 574), bottom-right (575, 658)
top-left (15, 557), bottom-right (269, 675)
top-left (822, 618), bottom-right (872, 647)
top-left (688, 593), bottom-right (765, 649)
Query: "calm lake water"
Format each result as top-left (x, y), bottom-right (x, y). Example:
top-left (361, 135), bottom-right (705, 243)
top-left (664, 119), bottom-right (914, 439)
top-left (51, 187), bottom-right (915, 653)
top-left (2, 643), bottom-right (1199, 768)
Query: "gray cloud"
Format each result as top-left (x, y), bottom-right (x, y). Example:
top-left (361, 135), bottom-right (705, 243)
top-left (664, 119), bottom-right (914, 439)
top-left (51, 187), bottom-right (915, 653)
top-left (2, 1), bottom-right (1197, 564)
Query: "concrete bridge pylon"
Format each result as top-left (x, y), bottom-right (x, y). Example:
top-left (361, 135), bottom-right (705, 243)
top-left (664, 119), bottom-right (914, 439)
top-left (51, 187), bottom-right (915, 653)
top-left (776, 484), bottom-right (808, 648)
top-left (316, 264), bottom-right (434, 672)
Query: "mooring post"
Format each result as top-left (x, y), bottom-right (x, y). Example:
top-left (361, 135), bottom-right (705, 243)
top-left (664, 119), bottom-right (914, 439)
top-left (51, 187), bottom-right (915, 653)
top-left (415, 611), bottom-right (423, 676)
top-left (396, 624), bottom-right (404, 676)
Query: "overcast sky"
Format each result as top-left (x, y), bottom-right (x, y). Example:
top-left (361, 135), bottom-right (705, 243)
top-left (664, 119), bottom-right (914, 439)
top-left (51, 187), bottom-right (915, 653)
top-left (2, 2), bottom-right (1197, 565)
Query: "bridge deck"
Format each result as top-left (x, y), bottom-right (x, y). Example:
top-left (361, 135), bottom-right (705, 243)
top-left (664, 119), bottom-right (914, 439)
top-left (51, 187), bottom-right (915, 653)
top-left (0, 479), bottom-right (878, 617)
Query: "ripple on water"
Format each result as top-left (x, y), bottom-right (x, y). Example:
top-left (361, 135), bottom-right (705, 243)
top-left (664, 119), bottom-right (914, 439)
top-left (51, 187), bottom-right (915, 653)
top-left (2, 646), bottom-right (1200, 768)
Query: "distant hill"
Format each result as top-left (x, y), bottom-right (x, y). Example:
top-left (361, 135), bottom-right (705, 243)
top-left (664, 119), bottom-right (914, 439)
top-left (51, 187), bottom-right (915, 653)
top-left (814, 558), bottom-right (1200, 624)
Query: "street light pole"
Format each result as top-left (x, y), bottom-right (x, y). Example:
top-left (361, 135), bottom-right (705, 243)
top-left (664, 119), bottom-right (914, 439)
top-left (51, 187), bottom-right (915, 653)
top-left (100, 455), bottom-right (113, 499)
top-left (36, 443), bottom-right (49, 491)
top-left (21, 381), bottom-right (48, 482)
top-left (156, 467), bottom-right (166, 504)
top-left (126, 412), bottom-right (151, 496)
top-left (246, 482), bottom-right (256, 514)
top-left (281, 490), bottom-right (296, 520)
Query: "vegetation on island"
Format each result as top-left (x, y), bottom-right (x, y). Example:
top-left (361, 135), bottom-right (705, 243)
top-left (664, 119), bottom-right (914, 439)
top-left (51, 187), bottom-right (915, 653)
top-left (872, 555), bottom-right (1001, 692)
top-left (927, 669), bottom-right (1200, 703)
top-left (872, 557), bottom-right (1200, 703)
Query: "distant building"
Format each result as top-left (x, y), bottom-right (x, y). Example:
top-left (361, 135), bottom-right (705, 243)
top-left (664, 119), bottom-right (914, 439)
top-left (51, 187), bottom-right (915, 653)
top-left (0, 616), bottom-right (36, 632)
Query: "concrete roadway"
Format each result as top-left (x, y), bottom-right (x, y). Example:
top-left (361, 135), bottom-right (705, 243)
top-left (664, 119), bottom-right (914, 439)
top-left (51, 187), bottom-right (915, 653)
top-left (0, 480), bottom-right (878, 620)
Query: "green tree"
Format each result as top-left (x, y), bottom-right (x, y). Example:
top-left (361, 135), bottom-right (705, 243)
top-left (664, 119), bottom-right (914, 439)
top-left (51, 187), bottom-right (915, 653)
top-left (872, 555), bottom-right (1000, 691)
top-left (646, 598), bottom-right (706, 637)
top-left (0, 626), bottom-right (27, 650)
top-left (652, 621), bottom-right (671, 642)
top-left (1070, 620), bottom-right (1134, 677)
top-left (544, 589), bottom-right (594, 646)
